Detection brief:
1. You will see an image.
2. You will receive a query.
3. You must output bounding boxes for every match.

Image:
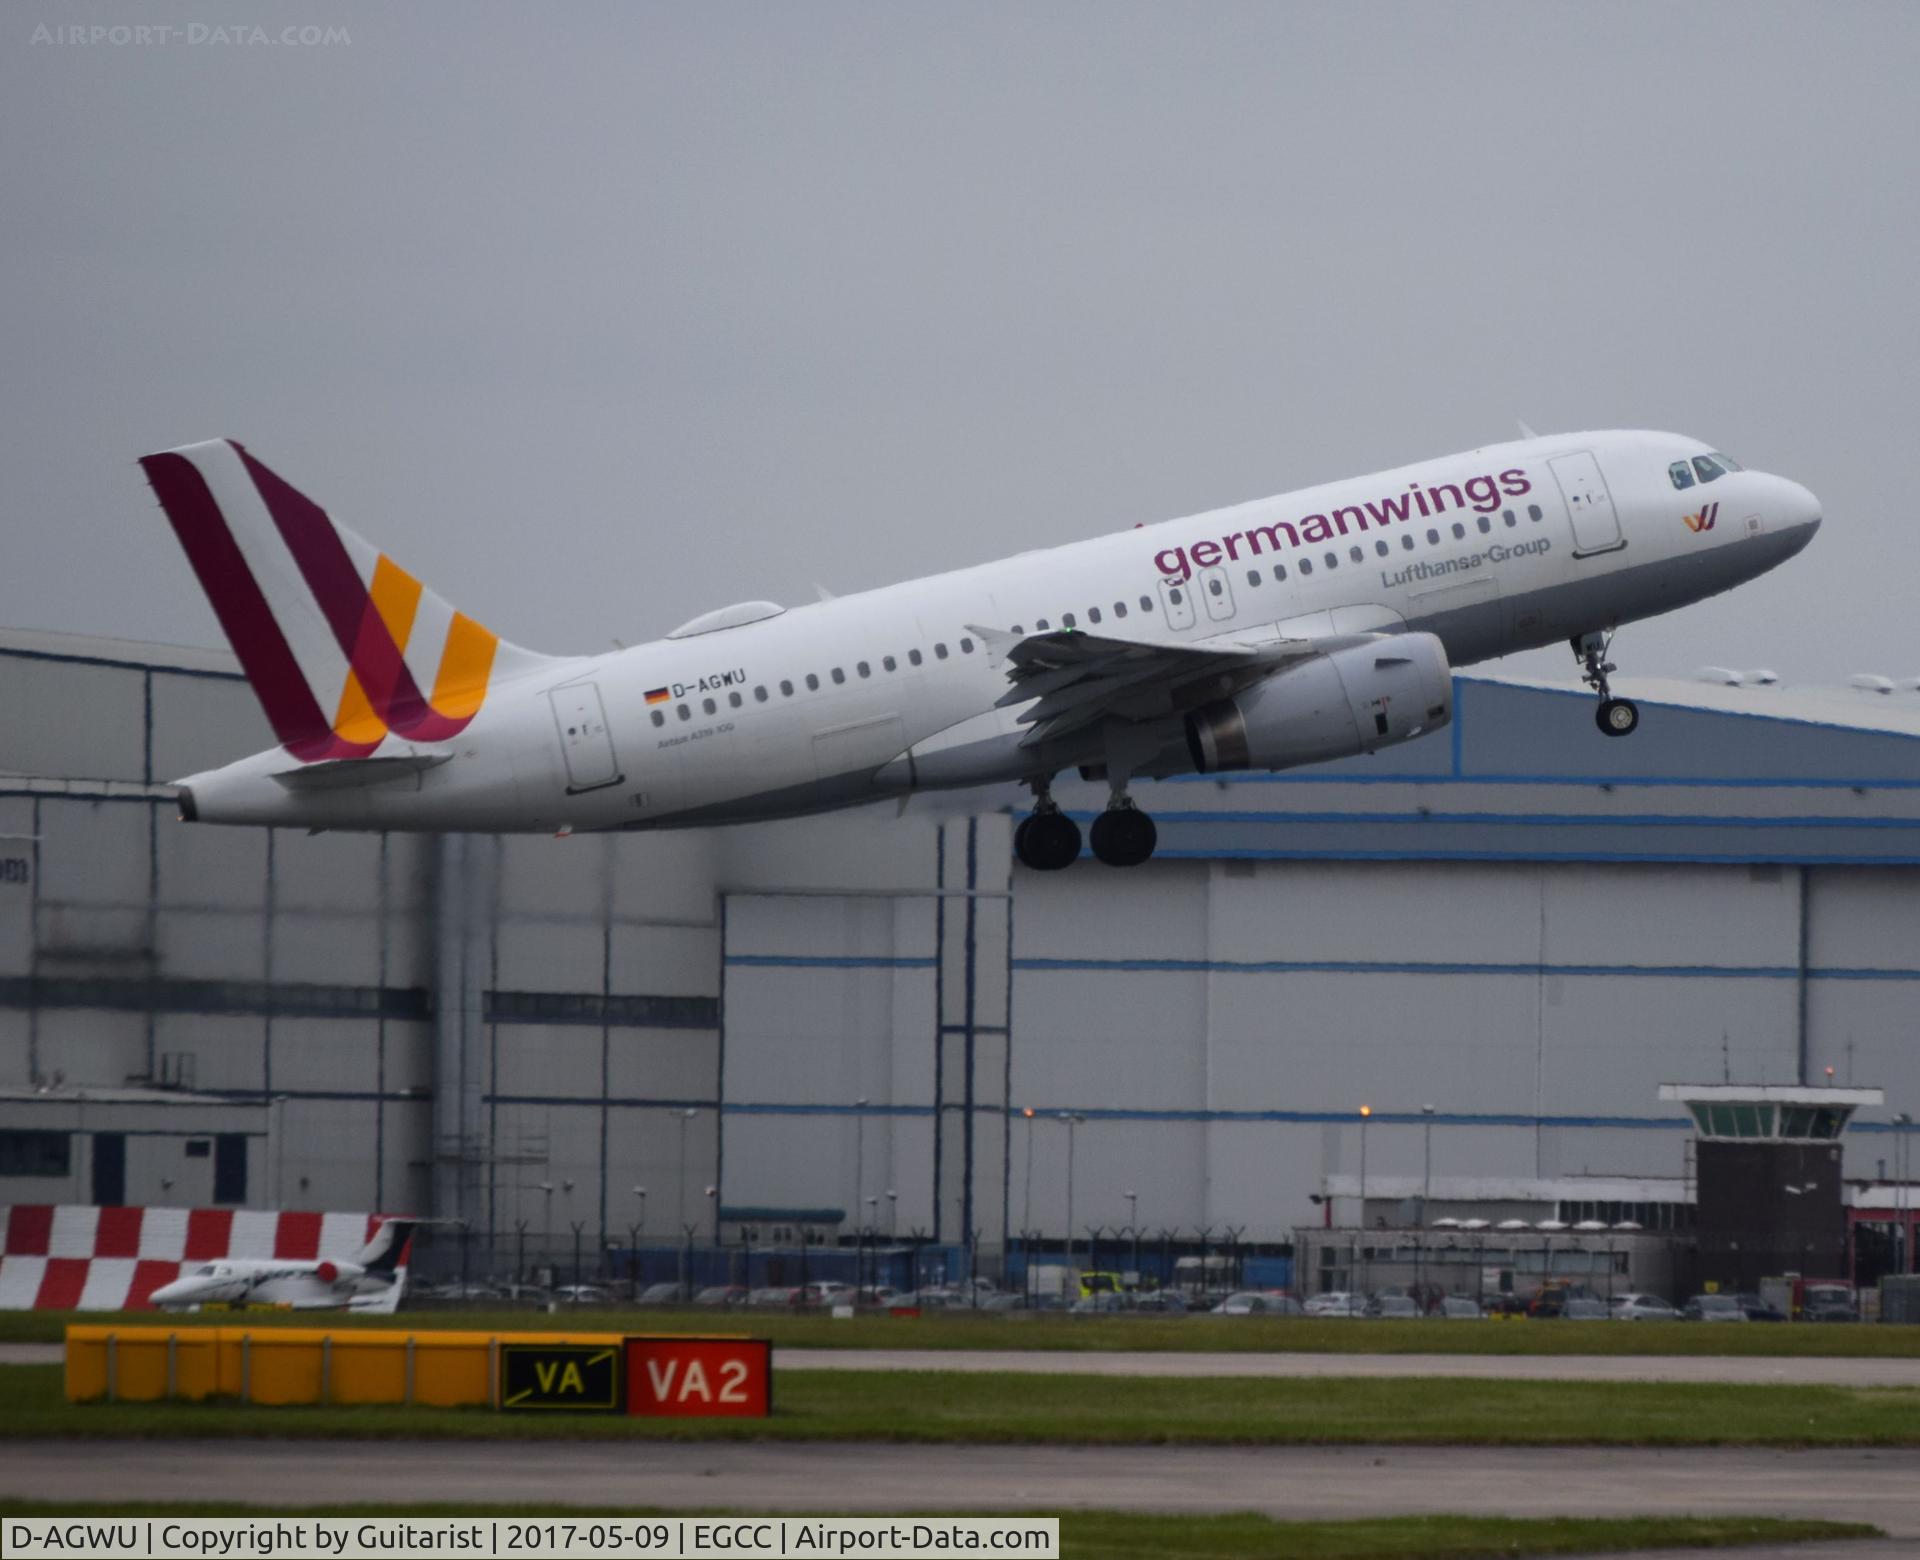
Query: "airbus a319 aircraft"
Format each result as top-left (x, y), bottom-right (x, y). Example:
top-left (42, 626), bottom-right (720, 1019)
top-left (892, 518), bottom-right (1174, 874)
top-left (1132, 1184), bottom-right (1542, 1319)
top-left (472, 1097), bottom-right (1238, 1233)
top-left (142, 430), bottom-right (1819, 870)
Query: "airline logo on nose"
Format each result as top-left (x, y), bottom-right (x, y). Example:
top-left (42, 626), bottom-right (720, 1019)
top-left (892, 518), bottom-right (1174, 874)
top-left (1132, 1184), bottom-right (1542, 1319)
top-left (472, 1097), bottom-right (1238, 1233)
top-left (1683, 503), bottom-right (1719, 533)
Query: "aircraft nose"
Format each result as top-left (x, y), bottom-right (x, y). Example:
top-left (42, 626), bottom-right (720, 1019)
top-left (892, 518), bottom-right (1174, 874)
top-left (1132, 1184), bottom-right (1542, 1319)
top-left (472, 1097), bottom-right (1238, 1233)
top-left (1774, 476), bottom-right (1821, 537)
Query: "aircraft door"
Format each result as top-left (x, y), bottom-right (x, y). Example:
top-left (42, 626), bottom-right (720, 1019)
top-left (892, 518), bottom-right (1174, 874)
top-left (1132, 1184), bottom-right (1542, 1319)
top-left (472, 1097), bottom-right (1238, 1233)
top-left (1198, 564), bottom-right (1236, 622)
top-left (1550, 451), bottom-right (1624, 556)
top-left (1158, 576), bottom-right (1197, 631)
top-left (548, 681), bottom-right (624, 794)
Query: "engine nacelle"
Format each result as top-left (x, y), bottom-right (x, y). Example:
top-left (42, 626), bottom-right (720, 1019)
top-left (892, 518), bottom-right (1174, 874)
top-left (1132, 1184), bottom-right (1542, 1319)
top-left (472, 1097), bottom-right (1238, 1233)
top-left (1184, 632), bottom-right (1452, 773)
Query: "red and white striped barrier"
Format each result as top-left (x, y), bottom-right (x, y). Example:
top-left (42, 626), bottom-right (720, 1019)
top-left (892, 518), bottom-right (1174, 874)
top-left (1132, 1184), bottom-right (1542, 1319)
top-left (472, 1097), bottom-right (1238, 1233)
top-left (0, 1205), bottom-right (390, 1310)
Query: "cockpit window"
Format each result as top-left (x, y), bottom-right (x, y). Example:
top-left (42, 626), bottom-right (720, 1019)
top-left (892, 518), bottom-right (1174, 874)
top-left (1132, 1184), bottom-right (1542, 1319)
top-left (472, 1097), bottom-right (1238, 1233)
top-left (194, 1264), bottom-right (217, 1276)
top-left (1712, 451), bottom-right (1742, 472)
top-left (1692, 454), bottom-right (1731, 483)
top-left (1669, 461), bottom-right (1695, 490)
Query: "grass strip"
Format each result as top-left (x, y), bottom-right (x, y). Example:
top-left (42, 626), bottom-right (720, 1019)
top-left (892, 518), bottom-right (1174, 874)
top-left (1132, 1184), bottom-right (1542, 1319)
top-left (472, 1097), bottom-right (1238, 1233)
top-left (9, 1363), bottom-right (1920, 1445)
top-left (8, 1308), bottom-right (1920, 1358)
top-left (0, 1505), bottom-right (1883, 1559)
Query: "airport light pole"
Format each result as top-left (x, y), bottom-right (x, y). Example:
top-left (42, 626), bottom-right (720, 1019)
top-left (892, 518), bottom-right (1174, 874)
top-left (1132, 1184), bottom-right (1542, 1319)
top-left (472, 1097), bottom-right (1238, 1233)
top-left (631, 1186), bottom-right (647, 1298)
top-left (1060, 1113), bottom-right (1085, 1275)
top-left (854, 1098), bottom-right (869, 1239)
top-left (886, 1189), bottom-right (898, 1241)
top-left (1421, 1103), bottom-right (1436, 1223)
top-left (1358, 1106), bottom-right (1371, 1297)
top-left (672, 1109), bottom-right (698, 1234)
top-left (1021, 1108), bottom-right (1036, 1233)
top-left (1899, 1113), bottom-right (1915, 1274)
top-left (1125, 1192), bottom-right (1140, 1277)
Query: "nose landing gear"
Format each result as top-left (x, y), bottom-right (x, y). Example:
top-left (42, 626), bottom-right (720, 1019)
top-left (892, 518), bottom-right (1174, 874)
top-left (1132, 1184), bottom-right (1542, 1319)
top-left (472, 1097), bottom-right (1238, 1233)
top-left (1574, 631), bottom-right (1639, 738)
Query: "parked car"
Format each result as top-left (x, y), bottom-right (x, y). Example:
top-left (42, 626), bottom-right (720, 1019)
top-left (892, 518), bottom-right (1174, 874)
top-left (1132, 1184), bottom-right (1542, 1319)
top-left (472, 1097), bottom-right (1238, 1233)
top-left (1481, 1294), bottom-right (1529, 1319)
top-left (692, 1285), bottom-right (748, 1307)
top-left (854, 1285), bottom-right (902, 1307)
top-left (1131, 1289), bottom-right (1192, 1314)
top-left (552, 1284), bottom-right (613, 1305)
top-left (1304, 1290), bottom-right (1358, 1316)
top-left (801, 1281), bottom-right (856, 1306)
top-left (1562, 1297), bottom-right (1610, 1320)
top-left (747, 1286), bottom-right (805, 1308)
top-left (1611, 1293), bottom-right (1681, 1321)
top-left (1214, 1290), bottom-right (1286, 1315)
top-left (1731, 1291), bottom-right (1788, 1322)
top-left (1366, 1294), bottom-right (1421, 1319)
top-left (979, 1293), bottom-right (1027, 1311)
top-left (1438, 1295), bottom-right (1484, 1319)
top-left (1683, 1293), bottom-right (1748, 1322)
top-left (636, 1281), bottom-right (686, 1305)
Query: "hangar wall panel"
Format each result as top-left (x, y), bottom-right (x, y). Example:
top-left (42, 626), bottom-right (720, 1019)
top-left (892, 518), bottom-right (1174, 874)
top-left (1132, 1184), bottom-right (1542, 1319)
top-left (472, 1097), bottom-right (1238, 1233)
top-left (147, 670), bottom-right (269, 785)
top-left (0, 659), bottom-right (143, 780)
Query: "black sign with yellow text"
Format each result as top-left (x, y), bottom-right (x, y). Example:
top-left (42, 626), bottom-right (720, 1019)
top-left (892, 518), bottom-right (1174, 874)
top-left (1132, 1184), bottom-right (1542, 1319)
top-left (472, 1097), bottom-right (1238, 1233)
top-left (498, 1343), bottom-right (623, 1412)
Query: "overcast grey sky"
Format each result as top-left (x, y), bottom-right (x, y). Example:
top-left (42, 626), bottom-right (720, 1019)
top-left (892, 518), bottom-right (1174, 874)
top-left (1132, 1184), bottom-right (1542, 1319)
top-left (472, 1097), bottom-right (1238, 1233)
top-left (2, 1), bottom-right (1913, 684)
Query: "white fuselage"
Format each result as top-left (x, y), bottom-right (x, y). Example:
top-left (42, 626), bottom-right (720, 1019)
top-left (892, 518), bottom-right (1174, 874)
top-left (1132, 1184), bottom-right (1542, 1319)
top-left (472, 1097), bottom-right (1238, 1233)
top-left (148, 1257), bottom-right (395, 1311)
top-left (177, 430), bottom-right (1821, 833)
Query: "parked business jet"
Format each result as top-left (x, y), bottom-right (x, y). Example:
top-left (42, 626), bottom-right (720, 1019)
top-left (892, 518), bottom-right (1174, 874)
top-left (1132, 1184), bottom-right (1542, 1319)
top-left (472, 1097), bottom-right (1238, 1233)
top-left (142, 431), bottom-right (1819, 869)
top-left (147, 1218), bottom-right (416, 1312)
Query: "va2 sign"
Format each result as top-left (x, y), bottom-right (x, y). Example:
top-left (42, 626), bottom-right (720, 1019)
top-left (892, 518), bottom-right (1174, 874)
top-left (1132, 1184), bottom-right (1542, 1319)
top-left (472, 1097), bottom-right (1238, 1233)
top-left (624, 1337), bottom-right (771, 1418)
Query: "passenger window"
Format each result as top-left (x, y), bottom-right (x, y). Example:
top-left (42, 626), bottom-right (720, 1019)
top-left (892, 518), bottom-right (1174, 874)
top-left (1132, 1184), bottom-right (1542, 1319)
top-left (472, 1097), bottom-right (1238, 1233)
top-left (1036, 618), bottom-right (1050, 630)
top-left (805, 674), bottom-right (819, 691)
top-left (1451, 522), bottom-right (1466, 540)
top-left (907, 650), bottom-right (922, 666)
top-left (857, 661), bottom-right (870, 678)
top-left (1164, 590), bottom-right (1181, 605)
top-left (650, 710), bottom-right (665, 728)
top-left (1670, 461), bottom-right (1695, 490)
top-left (1115, 601), bottom-right (1128, 617)
top-left (1208, 577), bottom-right (1224, 594)
top-left (1477, 516), bottom-right (1491, 533)
top-left (883, 655), bottom-right (896, 672)
top-left (1375, 540), bottom-right (1389, 557)
top-left (1692, 455), bottom-right (1725, 483)
top-left (960, 637), bottom-right (975, 653)
top-left (1247, 569), bottom-right (1261, 585)
top-left (1273, 563), bottom-right (1287, 580)
top-left (780, 680), bottom-right (795, 696)
top-left (753, 686), bottom-right (767, 703)
top-left (1349, 545), bottom-right (1363, 563)
top-left (677, 704), bottom-right (691, 721)
top-left (1063, 613), bottom-right (1077, 627)
top-left (1401, 534), bottom-right (1414, 551)
top-left (1299, 558), bottom-right (1313, 575)
top-left (1528, 504), bottom-right (1543, 521)
top-left (703, 697), bottom-right (717, 715)
top-left (1088, 607), bottom-right (1101, 623)
top-left (831, 668), bottom-right (845, 684)
top-left (1138, 595), bottom-right (1152, 611)
top-left (1503, 509), bottom-right (1517, 527)
top-left (1426, 528), bottom-right (1440, 545)
top-left (728, 691), bottom-right (742, 708)
top-left (934, 643), bottom-right (949, 659)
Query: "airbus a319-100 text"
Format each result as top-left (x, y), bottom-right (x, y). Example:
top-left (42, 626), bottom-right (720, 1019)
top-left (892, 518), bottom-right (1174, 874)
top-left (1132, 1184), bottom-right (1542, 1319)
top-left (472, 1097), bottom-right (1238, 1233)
top-left (142, 430), bottom-right (1820, 869)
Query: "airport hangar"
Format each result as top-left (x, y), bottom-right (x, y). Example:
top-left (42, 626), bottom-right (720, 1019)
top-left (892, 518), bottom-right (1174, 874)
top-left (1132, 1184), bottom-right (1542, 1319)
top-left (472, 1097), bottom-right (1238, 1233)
top-left (1, 624), bottom-right (1917, 1278)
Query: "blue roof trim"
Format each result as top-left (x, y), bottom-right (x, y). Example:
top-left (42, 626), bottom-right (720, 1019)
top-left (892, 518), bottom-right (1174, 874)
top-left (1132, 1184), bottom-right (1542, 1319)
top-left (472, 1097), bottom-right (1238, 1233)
top-left (725, 955), bottom-right (937, 970)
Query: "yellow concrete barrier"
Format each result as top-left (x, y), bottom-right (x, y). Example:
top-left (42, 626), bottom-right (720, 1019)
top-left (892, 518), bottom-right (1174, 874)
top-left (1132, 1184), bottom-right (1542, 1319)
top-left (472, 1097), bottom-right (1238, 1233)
top-left (64, 1326), bottom-right (625, 1406)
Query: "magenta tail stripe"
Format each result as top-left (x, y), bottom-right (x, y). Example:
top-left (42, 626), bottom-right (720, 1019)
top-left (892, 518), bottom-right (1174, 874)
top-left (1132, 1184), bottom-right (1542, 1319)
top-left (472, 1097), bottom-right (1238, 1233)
top-left (140, 452), bottom-right (338, 760)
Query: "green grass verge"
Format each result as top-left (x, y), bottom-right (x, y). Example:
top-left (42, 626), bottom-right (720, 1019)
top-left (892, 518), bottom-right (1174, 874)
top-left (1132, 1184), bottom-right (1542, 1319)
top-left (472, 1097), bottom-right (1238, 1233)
top-left (0, 1505), bottom-right (1883, 1559)
top-left (8, 1307), bottom-right (1919, 1357)
top-left (10, 1362), bottom-right (1920, 1445)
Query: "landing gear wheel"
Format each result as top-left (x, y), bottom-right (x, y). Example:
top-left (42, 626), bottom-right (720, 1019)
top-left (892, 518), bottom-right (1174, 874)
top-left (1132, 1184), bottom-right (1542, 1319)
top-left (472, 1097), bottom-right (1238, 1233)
top-left (1089, 807), bottom-right (1158, 867)
top-left (1015, 810), bottom-right (1082, 871)
top-left (1597, 698), bottom-right (1639, 737)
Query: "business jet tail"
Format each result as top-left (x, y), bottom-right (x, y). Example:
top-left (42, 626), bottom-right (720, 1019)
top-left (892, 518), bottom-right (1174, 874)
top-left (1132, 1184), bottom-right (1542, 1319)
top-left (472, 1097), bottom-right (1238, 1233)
top-left (139, 440), bottom-right (556, 764)
top-left (354, 1216), bottom-right (418, 1275)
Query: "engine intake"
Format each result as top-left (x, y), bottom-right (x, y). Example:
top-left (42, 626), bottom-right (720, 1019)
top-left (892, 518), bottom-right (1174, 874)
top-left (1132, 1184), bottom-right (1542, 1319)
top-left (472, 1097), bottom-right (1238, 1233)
top-left (1185, 633), bottom-right (1452, 774)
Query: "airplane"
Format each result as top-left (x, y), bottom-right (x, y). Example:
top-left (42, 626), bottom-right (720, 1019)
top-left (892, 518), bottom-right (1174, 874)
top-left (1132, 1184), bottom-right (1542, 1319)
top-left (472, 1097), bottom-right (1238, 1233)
top-left (140, 430), bottom-right (1820, 870)
top-left (147, 1217), bottom-right (416, 1312)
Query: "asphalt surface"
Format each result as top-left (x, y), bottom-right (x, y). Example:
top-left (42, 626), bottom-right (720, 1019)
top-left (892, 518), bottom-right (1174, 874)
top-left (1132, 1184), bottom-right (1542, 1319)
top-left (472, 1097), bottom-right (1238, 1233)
top-left (9, 1341), bottom-right (1920, 1384)
top-left (2, 1442), bottom-right (1917, 1538)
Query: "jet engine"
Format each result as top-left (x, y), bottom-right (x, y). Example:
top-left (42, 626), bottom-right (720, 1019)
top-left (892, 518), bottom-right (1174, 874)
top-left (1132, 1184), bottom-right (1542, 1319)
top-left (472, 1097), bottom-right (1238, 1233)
top-left (1184, 632), bottom-right (1452, 773)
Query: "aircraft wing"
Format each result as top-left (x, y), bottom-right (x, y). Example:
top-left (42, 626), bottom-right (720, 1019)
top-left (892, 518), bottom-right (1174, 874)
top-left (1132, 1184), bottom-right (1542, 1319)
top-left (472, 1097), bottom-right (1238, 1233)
top-left (965, 624), bottom-right (1371, 748)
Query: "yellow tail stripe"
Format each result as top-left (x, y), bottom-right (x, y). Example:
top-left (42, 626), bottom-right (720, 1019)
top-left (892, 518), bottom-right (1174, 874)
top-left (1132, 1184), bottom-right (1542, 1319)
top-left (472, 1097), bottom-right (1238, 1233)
top-left (331, 669), bottom-right (389, 746)
top-left (370, 555), bottom-right (424, 652)
top-left (431, 612), bottom-right (499, 721)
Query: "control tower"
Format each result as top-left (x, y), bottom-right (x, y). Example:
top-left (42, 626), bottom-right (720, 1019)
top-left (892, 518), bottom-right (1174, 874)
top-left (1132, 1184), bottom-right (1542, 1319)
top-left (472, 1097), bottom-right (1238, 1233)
top-left (1659, 1084), bottom-right (1884, 1292)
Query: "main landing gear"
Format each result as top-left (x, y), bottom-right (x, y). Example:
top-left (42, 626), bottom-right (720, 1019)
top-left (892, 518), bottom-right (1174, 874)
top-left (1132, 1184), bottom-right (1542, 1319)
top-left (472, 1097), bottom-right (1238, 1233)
top-left (1574, 630), bottom-right (1639, 738)
top-left (1014, 778), bottom-right (1159, 870)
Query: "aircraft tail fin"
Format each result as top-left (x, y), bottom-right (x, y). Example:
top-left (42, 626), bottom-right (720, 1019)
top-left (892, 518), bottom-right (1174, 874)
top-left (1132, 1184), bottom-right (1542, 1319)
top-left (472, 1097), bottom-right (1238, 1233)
top-left (354, 1216), bottom-right (417, 1275)
top-left (139, 440), bottom-right (555, 763)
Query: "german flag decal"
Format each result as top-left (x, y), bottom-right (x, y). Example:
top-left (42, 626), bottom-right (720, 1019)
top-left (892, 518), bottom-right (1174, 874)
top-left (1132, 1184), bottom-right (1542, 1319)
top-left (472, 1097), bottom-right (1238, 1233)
top-left (644, 687), bottom-right (670, 705)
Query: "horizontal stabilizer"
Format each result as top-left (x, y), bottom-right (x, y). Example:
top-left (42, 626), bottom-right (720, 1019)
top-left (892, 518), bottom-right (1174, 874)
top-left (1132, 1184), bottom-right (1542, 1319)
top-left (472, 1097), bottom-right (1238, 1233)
top-left (270, 753), bottom-right (450, 791)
